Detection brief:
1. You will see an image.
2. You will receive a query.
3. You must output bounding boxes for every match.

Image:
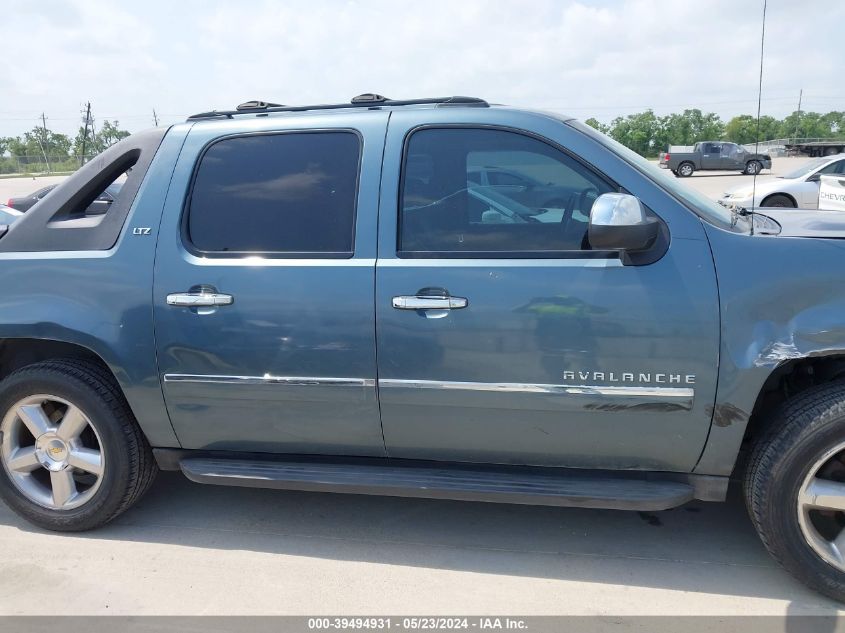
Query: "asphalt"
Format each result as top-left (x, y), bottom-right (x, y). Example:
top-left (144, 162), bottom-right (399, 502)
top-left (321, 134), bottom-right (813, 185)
top-left (0, 155), bottom-right (840, 616)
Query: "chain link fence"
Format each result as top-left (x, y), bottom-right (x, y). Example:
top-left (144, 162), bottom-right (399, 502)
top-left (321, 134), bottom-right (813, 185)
top-left (0, 154), bottom-right (99, 176)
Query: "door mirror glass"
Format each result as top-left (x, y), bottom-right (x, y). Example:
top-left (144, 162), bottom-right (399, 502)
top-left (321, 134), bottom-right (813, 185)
top-left (588, 193), bottom-right (659, 253)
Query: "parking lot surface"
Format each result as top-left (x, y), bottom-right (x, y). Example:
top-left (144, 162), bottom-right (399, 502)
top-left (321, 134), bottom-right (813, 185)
top-left (0, 473), bottom-right (842, 615)
top-left (0, 154), bottom-right (840, 616)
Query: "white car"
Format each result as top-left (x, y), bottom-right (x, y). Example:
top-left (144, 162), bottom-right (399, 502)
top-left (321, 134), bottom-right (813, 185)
top-left (820, 174), bottom-right (845, 211)
top-left (720, 154), bottom-right (845, 209)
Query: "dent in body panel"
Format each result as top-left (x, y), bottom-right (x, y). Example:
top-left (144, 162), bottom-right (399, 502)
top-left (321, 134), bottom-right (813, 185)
top-left (695, 226), bottom-right (845, 474)
top-left (707, 403), bottom-right (746, 428)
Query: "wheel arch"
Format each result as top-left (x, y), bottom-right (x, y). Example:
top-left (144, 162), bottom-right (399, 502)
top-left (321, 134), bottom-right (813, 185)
top-left (736, 354), bottom-right (845, 475)
top-left (761, 192), bottom-right (797, 208)
top-left (0, 337), bottom-right (179, 448)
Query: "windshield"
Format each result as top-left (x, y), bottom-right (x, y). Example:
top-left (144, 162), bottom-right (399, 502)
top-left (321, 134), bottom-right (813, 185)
top-left (567, 119), bottom-right (735, 228)
top-left (782, 157), bottom-right (830, 180)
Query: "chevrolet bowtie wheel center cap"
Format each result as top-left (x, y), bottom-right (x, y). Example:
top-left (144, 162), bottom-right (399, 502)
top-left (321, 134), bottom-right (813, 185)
top-left (34, 434), bottom-right (70, 471)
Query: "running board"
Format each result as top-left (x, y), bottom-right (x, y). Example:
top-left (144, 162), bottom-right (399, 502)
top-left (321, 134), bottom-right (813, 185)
top-left (179, 458), bottom-right (696, 511)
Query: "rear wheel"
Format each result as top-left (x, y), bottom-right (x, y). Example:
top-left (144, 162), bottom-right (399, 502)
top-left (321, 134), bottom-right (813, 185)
top-left (745, 160), bottom-right (763, 175)
top-left (745, 383), bottom-right (845, 602)
top-left (761, 194), bottom-right (796, 208)
top-left (677, 162), bottom-right (694, 177)
top-left (0, 360), bottom-right (156, 531)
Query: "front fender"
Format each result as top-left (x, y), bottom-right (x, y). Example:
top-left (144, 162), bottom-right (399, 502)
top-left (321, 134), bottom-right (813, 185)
top-left (695, 223), bottom-right (845, 474)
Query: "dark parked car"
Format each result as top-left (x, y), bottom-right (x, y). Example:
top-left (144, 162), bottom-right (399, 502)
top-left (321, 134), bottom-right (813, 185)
top-left (6, 185), bottom-right (56, 212)
top-left (467, 166), bottom-right (581, 210)
top-left (7, 183), bottom-right (122, 214)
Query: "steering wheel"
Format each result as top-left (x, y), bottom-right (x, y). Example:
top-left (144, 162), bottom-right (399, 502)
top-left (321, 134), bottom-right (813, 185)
top-left (578, 187), bottom-right (600, 218)
top-left (560, 187), bottom-right (600, 230)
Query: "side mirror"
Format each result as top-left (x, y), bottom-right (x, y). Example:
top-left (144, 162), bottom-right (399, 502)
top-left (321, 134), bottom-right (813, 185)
top-left (807, 173), bottom-right (821, 183)
top-left (588, 193), bottom-right (659, 253)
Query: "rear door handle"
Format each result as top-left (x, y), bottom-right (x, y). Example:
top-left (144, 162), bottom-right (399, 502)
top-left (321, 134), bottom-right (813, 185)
top-left (392, 295), bottom-right (468, 310)
top-left (167, 292), bottom-right (234, 307)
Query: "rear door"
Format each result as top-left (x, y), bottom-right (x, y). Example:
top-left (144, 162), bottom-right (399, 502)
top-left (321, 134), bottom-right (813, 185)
top-left (700, 143), bottom-right (722, 169)
top-left (153, 113), bottom-right (387, 455)
top-left (375, 108), bottom-right (720, 471)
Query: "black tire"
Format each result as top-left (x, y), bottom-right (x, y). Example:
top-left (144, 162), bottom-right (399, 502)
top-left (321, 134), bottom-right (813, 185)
top-left (677, 162), bottom-right (694, 178)
top-left (0, 359), bottom-right (157, 531)
top-left (745, 160), bottom-right (763, 175)
top-left (761, 194), bottom-right (796, 208)
top-left (745, 382), bottom-right (845, 602)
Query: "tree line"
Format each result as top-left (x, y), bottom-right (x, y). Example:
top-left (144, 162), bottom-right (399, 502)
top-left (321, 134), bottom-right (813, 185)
top-left (0, 116), bottom-right (131, 174)
top-left (585, 109), bottom-right (845, 157)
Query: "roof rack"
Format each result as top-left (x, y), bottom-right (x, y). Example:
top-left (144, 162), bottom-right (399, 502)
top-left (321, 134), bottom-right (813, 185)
top-left (187, 95), bottom-right (489, 121)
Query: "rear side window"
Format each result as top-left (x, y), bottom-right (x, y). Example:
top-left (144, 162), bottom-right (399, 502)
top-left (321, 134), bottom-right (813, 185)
top-left (186, 131), bottom-right (360, 256)
top-left (399, 128), bottom-right (614, 256)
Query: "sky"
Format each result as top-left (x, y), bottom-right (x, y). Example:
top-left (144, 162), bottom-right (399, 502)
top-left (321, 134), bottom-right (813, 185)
top-left (1, 0), bottom-right (843, 139)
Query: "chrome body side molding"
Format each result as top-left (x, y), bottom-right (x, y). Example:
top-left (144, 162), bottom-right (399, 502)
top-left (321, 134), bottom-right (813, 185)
top-left (162, 374), bottom-right (376, 388)
top-left (378, 379), bottom-right (694, 399)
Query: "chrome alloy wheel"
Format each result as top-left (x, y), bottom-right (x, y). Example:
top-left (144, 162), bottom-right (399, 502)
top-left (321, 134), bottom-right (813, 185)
top-left (798, 440), bottom-right (845, 572)
top-left (0, 395), bottom-right (105, 510)
top-left (679, 164), bottom-right (693, 177)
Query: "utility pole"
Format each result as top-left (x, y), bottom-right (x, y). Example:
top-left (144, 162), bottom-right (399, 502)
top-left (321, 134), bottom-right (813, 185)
top-left (80, 102), bottom-right (92, 166)
top-left (39, 113), bottom-right (52, 173)
top-left (792, 88), bottom-right (803, 140)
top-left (152, 109), bottom-right (159, 126)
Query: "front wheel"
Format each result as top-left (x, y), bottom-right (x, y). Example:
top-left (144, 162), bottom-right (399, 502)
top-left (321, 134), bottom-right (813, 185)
top-left (745, 160), bottom-right (763, 175)
top-left (745, 383), bottom-right (845, 602)
top-left (761, 194), bottom-right (796, 208)
top-left (0, 359), bottom-right (157, 531)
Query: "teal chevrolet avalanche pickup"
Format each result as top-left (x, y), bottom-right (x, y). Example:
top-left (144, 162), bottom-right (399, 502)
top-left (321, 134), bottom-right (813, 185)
top-left (2, 94), bottom-right (845, 601)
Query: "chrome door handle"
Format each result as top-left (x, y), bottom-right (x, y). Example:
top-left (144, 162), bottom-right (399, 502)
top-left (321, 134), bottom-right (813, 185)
top-left (392, 295), bottom-right (468, 310)
top-left (167, 292), bottom-right (234, 307)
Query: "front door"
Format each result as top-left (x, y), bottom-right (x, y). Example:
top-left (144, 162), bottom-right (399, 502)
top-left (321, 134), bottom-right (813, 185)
top-left (721, 143), bottom-right (744, 170)
top-left (153, 114), bottom-right (387, 455)
top-left (375, 110), bottom-right (721, 471)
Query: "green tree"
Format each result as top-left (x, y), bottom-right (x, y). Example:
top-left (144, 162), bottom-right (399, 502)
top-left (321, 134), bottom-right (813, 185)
top-left (608, 109), bottom-right (661, 156)
top-left (6, 127), bottom-right (71, 162)
top-left (724, 115), bottom-right (781, 144)
top-left (779, 111), bottom-right (836, 139)
top-left (584, 117), bottom-right (609, 134)
top-left (73, 119), bottom-right (130, 157)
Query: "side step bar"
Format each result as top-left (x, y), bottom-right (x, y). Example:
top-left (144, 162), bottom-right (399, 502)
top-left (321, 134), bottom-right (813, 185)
top-left (179, 458), bottom-right (697, 511)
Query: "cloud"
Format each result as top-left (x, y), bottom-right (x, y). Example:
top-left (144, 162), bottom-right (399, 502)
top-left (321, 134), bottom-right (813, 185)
top-left (1, 0), bottom-right (842, 138)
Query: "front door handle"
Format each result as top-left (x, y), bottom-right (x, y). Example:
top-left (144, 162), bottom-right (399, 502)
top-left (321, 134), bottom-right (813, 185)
top-left (392, 295), bottom-right (468, 310)
top-left (167, 291), bottom-right (234, 307)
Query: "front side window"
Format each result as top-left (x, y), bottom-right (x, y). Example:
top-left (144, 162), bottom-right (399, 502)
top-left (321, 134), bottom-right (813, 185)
top-left (186, 131), bottom-right (360, 256)
top-left (819, 160), bottom-right (845, 176)
top-left (399, 128), bottom-right (614, 256)
top-left (723, 143), bottom-right (741, 158)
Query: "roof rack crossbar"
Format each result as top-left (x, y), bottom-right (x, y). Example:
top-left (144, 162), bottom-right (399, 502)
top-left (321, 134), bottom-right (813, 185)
top-left (187, 96), bottom-right (488, 121)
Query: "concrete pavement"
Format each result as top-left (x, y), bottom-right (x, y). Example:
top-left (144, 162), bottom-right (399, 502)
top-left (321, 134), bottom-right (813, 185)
top-left (0, 473), bottom-right (842, 615)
